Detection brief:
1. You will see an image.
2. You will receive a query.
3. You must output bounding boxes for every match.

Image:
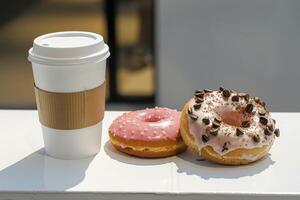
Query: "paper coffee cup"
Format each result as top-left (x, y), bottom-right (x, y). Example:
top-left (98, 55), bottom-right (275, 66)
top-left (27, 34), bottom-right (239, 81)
top-left (28, 31), bottom-right (110, 159)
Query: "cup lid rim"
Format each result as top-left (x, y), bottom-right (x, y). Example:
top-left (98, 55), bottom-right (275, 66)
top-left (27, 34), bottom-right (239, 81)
top-left (28, 31), bottom-right (110, 65)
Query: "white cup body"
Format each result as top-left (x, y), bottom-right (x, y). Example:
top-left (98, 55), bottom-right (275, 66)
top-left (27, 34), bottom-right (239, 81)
top-left (32, 60), bottom-right (106, 93)
top-left (32, 60), bottom-right (106, 159)
top-left (41, 121), bottom-right (102, 160)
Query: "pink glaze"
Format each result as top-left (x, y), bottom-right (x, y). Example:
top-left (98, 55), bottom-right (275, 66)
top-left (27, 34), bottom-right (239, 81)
top-left (109, 107), bottom-right (180, 141)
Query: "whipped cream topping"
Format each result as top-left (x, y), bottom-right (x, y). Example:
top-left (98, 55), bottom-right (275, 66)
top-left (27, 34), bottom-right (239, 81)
top-left (187, 89), bottom-right (278, 157)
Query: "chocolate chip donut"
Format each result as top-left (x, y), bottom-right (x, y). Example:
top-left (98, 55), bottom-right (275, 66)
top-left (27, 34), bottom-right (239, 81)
top-left (180, 87), bottom-right (279, 165)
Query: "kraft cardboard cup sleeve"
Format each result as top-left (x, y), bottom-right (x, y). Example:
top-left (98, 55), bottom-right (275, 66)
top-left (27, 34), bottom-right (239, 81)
top-left (28, 31), bottom-right (110, 159)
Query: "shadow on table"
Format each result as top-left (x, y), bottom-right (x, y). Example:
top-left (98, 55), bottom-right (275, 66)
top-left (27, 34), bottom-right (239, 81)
top-left (104, 141), bottom-right (172, 166)
top-left (175, 148), bottom-right (275, 179)
top-left (0, 148), bottom-right (95, 190)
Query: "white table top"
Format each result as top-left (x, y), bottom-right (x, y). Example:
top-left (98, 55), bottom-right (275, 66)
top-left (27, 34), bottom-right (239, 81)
top-left (0, 110), bottom-right (299, 200)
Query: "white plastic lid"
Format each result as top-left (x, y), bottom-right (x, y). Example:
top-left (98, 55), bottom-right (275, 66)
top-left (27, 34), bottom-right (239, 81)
top-left (28, 31), bottom-right (110, 65)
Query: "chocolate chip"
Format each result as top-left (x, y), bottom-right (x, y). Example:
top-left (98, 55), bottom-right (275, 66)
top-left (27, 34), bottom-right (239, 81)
top-left (254, 97), bottom-right (260, 103)
top-left (202, 117), bottom-right (210, 125)
top-left (204, 89), bottom-right (213, 93)
top-left (245, 94), bottom-right (250, 102)
top-left (222, 147), bottom-right (228, 152)
top-left (195, 89), bottom-right (203, 94)
top-left (236, 128), bottom-right (244, 136)
top-left (238, 93), bottom-right (249, 102)
top-left (202, 134), bottom-right (209, 143)
top-left (222, 142), bottom-right (229, 152)
top-left (264, 128), bottom-right (272, 136)
top-left (195, 89), bottom-right (203, 93)
top-left (219, 87), bottom-right (224, 92)
top-left (258, 109), bottom-right (266, 116)
top-left (193, 103), bottom-right (202, 110)
top-left (274, 129), bottom-right (280, 137)
top-left (261, 101), bottom-right (266, 107)
top-left (267, 124), bottom-right (274, 132)
top-left (195, 92), bottom-right (204, 99)
top-left (195, 98), bottom-right (204, 104)
top-left (222, 89), bottom-right (231, 98)
top-left (189, 113), bottom-right (198, 120)
top-left (214, 116), bottom-right (222, 123)
top-left (272, 119), bottom-right (276, 124)
top-left (244, 103), bottom-right (254, 113)
top-left (188, 107), bottom-right (198, 120)
top-left (231, 95), bottom-right (239, 102)
top-left (259, 117), bottom-right (268, 125)
top-left (209, 128), bottom-right (219, 136)
top-left (241, 121), bottom-right (250, 128)
top-left (253, 135), bottom-right (260, 143)
top-left (195, 90), bottom-right (204, 98)
top-left (212, 121), bottom-right (221, 128)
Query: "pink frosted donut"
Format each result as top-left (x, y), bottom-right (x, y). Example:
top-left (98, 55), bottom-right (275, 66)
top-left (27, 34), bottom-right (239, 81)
top-left (109, 107), bottom-right (187, 158)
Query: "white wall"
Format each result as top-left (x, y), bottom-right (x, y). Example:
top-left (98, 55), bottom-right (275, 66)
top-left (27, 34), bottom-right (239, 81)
top-left (156, 0), bottom-right (300, 111)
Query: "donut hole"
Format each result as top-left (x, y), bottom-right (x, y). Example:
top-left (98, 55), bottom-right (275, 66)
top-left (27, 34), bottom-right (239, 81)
top-left (216, 109), bottom-right (247, 127)
top-left (144, 115), bottom-right (163, 122)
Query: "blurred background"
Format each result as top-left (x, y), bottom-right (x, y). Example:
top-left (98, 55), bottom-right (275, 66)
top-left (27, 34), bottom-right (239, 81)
top-left (1, 0), bottom-right (300, 111)
top-left (0, 0), bottom-right (155, 110)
